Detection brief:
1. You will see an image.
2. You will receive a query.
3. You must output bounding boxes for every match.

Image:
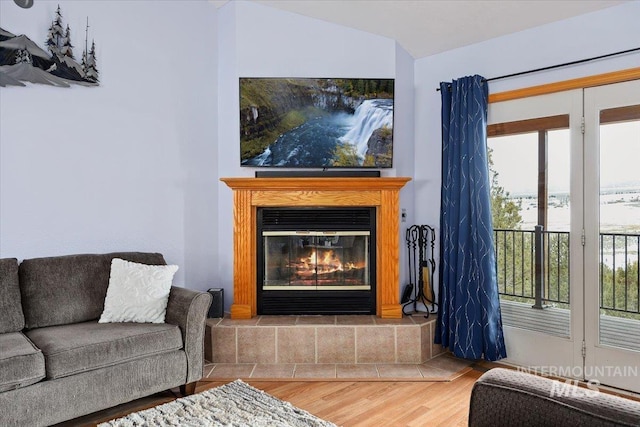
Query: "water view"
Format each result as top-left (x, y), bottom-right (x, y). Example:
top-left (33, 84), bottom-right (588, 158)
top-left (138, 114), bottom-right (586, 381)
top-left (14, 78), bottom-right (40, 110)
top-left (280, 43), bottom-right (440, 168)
top-left (489, 119), bottom-right (639, 269)
top-left (239, 78), bottom-right (394, 168)
top-left (515, 189), bottom-right (640, 233)
top-left (510, 189), bottom-right (640, 268)
top-left (244, 99), bottom-right (393, 167)
top-left (487, 110), bottom-right (640, 321)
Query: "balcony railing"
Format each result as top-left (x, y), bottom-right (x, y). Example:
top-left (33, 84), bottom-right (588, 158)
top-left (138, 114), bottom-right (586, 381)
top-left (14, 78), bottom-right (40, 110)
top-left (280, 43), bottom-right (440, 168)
top-left (600, 233), bottom-right (640, 316)
top-left (494, 228), bottom-right (570, 308)
top-left (494, 228), bottom-right (640, 317)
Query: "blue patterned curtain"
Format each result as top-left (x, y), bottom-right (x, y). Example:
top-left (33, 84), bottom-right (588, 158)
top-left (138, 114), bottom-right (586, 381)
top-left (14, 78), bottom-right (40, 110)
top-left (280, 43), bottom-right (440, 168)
top-left (435, 75), bottom-right (507, 361)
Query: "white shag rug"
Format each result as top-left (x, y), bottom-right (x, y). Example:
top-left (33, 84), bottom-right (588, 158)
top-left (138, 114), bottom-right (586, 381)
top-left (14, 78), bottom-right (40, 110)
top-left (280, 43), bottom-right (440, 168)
top-left (98, 379), bottom-right (337, 427)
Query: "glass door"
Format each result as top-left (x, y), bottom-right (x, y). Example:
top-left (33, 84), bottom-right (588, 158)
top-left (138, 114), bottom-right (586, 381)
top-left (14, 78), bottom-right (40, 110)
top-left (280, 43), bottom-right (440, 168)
top-left (487, 90), bottom-right (584, 374)
top-left (584, 80), bottom-right (640, 393)
top-left (263, 230), bottom-right (371, 290)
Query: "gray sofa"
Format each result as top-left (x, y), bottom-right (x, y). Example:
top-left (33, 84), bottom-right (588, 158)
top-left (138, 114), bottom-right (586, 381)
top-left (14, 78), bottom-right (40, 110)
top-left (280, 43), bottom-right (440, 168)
top-left (469, 368), bottom-right (640, 426)
top-left (0, 252), bottom-right (212, 427)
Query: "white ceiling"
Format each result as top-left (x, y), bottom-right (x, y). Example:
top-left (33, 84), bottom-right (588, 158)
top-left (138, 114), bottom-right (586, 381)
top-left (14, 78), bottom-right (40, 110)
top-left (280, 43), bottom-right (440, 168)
top-left (214, 0), bottom-right (626, 58)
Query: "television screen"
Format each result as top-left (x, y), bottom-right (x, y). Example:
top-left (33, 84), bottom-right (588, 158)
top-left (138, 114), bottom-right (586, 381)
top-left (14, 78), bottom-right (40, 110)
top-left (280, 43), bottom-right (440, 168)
top-left (240, 78), bottom-right (394, 168)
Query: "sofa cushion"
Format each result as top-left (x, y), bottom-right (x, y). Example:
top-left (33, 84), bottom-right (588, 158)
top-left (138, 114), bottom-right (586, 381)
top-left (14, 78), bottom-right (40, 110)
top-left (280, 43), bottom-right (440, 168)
top-left (25, 321), bottom-right (183, 380)
top-left (0, 258), bottom-right (25, 333)
top-left (19, 252), bottom-right (166, 329)
top-left (0, 332), bottom-right (46, 392)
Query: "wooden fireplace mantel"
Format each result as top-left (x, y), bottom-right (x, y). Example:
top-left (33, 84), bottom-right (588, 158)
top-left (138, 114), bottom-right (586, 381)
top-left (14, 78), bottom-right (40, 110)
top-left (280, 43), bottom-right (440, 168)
top-left (221, 176), bottom-right (411, 319)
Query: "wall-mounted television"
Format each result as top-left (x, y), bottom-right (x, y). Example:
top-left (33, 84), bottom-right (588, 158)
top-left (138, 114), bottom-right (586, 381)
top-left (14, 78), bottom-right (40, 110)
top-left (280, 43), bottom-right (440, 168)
top-left (240, 78), bottom-right (394, 168)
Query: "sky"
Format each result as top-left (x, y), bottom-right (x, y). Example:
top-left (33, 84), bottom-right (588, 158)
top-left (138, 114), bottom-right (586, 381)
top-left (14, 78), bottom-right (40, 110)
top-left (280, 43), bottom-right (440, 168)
top-left (489, 121), bottom-right (639, 196)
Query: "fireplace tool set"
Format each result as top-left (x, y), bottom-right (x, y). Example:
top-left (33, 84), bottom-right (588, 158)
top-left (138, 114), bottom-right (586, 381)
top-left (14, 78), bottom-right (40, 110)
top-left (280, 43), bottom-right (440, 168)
top-left (402, 224), bottom-right (438, 317)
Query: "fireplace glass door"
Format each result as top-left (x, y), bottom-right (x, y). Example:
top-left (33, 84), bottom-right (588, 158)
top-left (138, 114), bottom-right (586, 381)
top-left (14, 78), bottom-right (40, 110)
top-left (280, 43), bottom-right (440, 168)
top-left (263, 231), bottom-right (370, 291)
top-left (257, 206), bottom-right (376, 314)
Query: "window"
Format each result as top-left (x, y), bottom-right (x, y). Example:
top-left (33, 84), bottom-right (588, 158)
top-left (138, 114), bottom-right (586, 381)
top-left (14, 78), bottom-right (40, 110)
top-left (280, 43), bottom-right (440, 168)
top-left (488, 115), bottom-right (571, 308)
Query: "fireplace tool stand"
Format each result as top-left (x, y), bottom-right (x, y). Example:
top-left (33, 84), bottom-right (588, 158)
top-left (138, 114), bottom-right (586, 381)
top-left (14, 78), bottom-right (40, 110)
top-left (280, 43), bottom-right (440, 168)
top-left (402, 224), bottom-right (438, 318)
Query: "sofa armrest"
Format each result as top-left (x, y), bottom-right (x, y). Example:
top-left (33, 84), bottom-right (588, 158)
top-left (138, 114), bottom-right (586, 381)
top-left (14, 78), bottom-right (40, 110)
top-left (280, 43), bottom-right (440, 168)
top-left (165, 287), bottom-right (212, 384)
top-left (469, 368), bottom-right (640, 427)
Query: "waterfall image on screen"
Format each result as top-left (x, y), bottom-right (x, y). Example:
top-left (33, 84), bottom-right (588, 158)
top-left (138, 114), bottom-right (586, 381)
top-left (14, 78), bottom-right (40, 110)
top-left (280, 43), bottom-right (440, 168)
top-left (240, 78), bottom-right (394, 168)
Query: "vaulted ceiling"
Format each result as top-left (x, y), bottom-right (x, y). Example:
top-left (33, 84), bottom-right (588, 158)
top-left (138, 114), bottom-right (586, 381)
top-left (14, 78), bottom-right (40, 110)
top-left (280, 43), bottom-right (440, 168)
top-left (213, 0), bottom-right (626, 58)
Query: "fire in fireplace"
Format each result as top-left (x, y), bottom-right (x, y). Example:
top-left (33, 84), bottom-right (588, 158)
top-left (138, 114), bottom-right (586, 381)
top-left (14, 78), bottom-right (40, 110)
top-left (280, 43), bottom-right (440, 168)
top-left (257, 207), bottom-right (376, 315)
top-left (264, 231), bottom-right (370, 288)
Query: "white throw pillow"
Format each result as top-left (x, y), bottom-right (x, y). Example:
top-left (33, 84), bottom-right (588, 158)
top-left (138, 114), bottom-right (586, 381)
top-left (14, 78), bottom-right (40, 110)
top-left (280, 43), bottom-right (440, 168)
top-left (99, 258), bottom-right (178, 324)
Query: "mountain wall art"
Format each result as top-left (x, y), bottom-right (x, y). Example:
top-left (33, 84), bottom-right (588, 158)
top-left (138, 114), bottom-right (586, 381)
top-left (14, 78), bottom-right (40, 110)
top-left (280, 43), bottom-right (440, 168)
top-left (0, 5), bottom-right (98, 88)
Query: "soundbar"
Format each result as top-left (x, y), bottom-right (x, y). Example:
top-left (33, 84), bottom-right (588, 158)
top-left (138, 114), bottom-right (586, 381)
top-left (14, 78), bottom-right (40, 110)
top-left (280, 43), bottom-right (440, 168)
top-left (254, 170), bottom-right (381, 178)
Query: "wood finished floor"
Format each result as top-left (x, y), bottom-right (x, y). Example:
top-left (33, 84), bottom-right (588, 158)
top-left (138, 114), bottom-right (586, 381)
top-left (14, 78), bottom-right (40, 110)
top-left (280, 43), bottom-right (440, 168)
top-left (55, 368), bottom-right (486, 427)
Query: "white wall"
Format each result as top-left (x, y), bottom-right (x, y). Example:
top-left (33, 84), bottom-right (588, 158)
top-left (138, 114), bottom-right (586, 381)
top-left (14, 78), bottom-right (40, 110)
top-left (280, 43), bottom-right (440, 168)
top-left (0, 1), bottom-right (218, 290)
top-left (414, 1), bottom-right (640, 290)
top-left (215, 1), bottom-right (413, 310)
top-left (5, 0), bottom-right (633, 311)
top-left (394, 42), bottom-right (416, 295)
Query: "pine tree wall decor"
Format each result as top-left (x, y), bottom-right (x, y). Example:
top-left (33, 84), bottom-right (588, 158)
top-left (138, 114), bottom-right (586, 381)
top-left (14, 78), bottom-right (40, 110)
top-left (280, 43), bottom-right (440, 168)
top-left (0, 4), bottom-right (99, 87)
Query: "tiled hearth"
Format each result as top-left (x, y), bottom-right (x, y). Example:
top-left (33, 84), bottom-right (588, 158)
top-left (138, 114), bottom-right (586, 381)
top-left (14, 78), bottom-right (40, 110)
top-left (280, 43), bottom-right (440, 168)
top-left (203, 314), bottom-right (472, 380)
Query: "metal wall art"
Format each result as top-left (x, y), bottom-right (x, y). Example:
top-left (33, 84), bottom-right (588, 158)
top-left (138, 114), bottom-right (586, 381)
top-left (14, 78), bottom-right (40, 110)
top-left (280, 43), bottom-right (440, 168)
top-left (0, 5), bottom-right (99, 87)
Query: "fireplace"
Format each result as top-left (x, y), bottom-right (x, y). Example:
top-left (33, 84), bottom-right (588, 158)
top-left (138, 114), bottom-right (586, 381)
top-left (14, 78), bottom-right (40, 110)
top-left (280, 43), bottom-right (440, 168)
top-left (220, 176), bottom-right (410, 319)
top-left (257, 207), bottom-right (375, 315)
